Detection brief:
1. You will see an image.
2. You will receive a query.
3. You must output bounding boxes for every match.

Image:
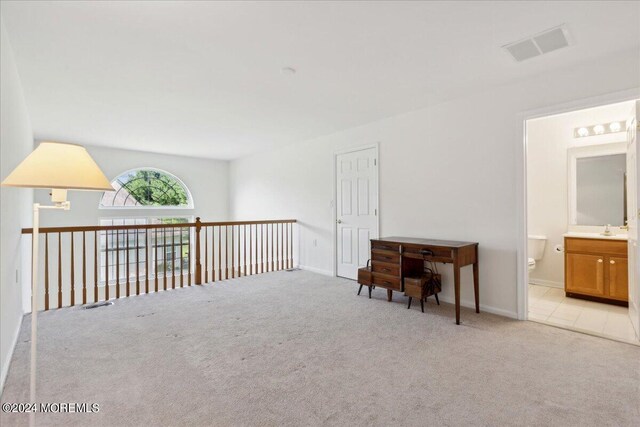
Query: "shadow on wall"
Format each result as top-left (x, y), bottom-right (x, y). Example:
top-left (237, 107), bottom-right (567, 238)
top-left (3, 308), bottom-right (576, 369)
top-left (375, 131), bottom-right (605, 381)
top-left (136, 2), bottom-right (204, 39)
top-left (297, 221), bottom-right (332, 271)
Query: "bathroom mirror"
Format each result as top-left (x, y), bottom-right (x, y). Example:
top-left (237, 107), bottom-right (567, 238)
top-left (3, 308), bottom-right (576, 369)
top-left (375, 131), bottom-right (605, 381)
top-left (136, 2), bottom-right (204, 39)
top-left (568, 143), bottom-right (627, 226)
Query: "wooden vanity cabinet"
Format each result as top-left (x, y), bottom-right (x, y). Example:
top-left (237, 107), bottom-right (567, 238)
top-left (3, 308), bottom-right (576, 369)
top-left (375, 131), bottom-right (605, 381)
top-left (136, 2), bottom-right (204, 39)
top-left (564, 237), bottom-right (628, 304)
top-left (608, 257), bottom-right (629, 301)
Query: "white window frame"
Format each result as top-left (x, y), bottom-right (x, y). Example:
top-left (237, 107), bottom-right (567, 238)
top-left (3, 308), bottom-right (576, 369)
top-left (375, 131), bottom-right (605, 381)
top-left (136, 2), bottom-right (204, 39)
top-left (98, 215), bottom-right (194, 286)
top-left (99, 167), bottom-right (195, 210)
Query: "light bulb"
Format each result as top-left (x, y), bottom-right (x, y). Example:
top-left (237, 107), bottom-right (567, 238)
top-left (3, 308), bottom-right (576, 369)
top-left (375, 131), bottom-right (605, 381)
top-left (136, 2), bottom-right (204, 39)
top-left (577, 127), bottom-right (589, 137)
top-left (593, 124), bottom-right (605, 135)
top-left (609, 122), bottom-right (621, 132)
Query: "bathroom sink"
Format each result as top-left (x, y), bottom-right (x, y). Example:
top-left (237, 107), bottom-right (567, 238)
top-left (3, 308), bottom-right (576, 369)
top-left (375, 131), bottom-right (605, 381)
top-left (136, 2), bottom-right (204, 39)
top-left (563, 232), bottom-right (628, 241)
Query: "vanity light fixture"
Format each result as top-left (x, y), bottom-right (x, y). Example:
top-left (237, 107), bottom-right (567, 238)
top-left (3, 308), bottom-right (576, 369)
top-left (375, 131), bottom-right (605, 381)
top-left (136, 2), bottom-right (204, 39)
top-left (609, 121), bottom-right (622, 132)
top-left (577, 127), bottom-right (589, 137)
top-left (573, 121), bottom-right (627, 138)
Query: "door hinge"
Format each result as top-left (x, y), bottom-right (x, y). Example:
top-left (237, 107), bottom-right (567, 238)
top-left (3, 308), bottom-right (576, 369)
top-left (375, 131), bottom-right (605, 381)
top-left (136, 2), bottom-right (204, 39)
top-left (374, 209), bottom-right (377, 216)
top-left (374, 158), bottom-right (377, 166)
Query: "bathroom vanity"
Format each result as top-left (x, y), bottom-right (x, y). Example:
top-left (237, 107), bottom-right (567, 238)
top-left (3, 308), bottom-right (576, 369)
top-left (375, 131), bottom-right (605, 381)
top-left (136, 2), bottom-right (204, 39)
top-left (564, 233), bottom-right (628, 305)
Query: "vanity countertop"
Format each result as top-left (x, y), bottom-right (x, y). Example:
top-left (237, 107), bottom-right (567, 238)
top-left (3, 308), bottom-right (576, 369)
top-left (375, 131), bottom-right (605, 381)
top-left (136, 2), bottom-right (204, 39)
top-left (563, 232), bottom-right (628, 241)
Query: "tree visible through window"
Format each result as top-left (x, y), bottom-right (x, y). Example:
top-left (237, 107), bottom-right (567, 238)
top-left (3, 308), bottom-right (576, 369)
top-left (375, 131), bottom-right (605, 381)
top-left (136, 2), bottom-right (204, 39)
top-left (100, 169), bottom-right (192, 208)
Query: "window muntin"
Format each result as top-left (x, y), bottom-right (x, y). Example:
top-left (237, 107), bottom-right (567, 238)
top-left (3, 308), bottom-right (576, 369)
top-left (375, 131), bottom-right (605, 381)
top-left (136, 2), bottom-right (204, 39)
top-left (99, 217), bottom-right (193, 286)
top-left (100, 168), bottom-right (193, 208)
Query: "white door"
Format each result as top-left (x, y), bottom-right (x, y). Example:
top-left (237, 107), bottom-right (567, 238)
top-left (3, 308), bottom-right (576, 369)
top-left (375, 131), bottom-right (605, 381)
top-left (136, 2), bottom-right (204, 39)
top-left (626, 100), bottom-right (639, 340)
top-left (336, 147), bottom-right (378, 279)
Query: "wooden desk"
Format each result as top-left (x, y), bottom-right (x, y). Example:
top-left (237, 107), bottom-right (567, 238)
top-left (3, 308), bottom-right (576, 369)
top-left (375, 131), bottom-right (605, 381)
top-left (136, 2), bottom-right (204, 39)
top-left (364, 236), bottom-right (479, 325)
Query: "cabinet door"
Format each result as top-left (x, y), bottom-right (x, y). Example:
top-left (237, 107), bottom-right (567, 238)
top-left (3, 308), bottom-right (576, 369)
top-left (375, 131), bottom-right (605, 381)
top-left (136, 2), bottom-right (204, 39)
top-left (566, 253), bottom-right (605, 296)
top-left (608, 257), bottom-right (629, 301)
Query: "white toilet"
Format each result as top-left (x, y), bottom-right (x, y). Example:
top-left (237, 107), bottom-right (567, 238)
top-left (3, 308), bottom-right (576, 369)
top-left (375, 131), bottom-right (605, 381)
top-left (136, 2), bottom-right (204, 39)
top-left (528, 235), bottom-right (547, 271)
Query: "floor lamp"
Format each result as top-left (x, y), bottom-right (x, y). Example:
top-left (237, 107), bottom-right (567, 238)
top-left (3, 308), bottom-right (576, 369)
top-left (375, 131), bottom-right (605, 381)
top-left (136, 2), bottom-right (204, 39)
top-left (1, 142), bottom-right (113, 426)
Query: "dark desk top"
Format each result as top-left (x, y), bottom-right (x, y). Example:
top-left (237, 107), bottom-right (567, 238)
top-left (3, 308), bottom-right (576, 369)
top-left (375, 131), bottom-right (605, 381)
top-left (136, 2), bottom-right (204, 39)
top-left (374, 236), bottom-right (478, 248)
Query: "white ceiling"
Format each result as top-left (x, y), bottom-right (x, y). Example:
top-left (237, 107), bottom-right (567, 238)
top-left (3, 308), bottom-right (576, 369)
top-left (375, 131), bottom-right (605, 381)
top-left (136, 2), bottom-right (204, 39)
top-left (2, 1), bottom-right (639, 160)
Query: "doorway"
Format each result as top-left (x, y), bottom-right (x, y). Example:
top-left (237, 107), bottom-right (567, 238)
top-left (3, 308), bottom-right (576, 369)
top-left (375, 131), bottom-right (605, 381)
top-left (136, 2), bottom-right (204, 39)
top-left (524, 99), bottom-right (639, 344)
top-left (335, 145), bottom-right (379, 279)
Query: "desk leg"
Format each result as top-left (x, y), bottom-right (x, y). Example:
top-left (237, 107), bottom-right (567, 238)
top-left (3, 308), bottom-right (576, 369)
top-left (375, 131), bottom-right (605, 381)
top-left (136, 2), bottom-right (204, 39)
top-left (454, 261), bottom-right (461, 325)
top-left (473, 260), bottom-right (480, 313)
top-left (387, 289), bottom-right (393, 302)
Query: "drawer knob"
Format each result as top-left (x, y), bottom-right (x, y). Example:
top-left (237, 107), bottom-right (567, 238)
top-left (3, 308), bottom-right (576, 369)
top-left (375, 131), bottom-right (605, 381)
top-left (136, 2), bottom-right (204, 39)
top-left (610, 260), bottom-right (615, 264)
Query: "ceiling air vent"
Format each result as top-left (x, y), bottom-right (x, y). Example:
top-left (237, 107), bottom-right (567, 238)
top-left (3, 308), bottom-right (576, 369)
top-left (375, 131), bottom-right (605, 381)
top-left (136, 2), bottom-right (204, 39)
top-left (503, 25), bottom-right (571, 62)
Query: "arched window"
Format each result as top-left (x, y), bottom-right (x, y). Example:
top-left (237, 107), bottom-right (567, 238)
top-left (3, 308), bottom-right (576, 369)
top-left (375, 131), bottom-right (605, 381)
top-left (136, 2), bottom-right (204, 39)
top-left (100, 168), bottom-right (193, 209)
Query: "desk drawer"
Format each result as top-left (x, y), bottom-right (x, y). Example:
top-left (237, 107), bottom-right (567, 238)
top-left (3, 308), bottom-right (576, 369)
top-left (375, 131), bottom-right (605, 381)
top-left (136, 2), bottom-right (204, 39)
top-left (372, 272), bottom-right (401, 291)
top-left (372, 250), bottom-right (400, 264)
top-left (371, 241), bottom-right (400, 252)
top-left (402, 245), bottom-right (453, 261)
top-left (371, 261), bottom-right (400, 277)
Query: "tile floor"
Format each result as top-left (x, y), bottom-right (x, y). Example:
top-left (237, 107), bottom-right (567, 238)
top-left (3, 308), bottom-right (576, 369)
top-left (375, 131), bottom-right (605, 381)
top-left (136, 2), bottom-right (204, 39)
top-left (528, 284), bottom-right (638, 344)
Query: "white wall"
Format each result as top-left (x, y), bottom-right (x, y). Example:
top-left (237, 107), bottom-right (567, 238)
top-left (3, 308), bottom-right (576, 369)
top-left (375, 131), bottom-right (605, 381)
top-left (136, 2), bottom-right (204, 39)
top-left (230, 48), bottom-right (640, 318)
top-left (0, 20), bottom-right (33, 392)
top-left (34, 145), bottom-right (230, 228)
top-left (527, 102), bottom-right (633, 288)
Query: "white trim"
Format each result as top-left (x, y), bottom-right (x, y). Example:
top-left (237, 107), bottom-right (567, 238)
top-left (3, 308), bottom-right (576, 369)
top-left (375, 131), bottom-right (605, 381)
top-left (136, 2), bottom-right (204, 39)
top-left (99, 167), bottom-right (195, 210)
top-left (436, 296), bottom-right (518, 319)
top-left (517, 87), bottom-right (640, 321)
top-left (0, 314), bottom-right (23, 394)
top-left (298, 264), bottom-right (334, 277)
top-left (567, 142), bottom-right (626, 226)
top-left (528, 278), bottom-right (564, 289)
top-left (332, 143), bottom-right (380, 278)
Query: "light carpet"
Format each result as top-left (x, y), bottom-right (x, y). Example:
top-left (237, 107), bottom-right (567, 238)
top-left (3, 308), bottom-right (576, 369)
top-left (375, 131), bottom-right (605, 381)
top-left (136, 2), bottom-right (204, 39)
top-left (1, 270), bottom-right (639, 426)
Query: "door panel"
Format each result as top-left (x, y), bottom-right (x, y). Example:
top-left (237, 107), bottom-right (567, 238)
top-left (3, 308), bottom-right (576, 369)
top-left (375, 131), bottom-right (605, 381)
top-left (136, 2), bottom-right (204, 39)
top-left (357, 178), bottom-right (369, 215)
top-left (566, 253), bottom-right (605, 296)
top-left (341, 180), bottom-right (352, 215)
top-left (341, 228), bottom-right (352, 263)
top-left (336, 147), bottom-right (378, 279)
top-left (358, 229), bottom-right (370, 266)
top-left (609, 257), bottom-right (629, 301)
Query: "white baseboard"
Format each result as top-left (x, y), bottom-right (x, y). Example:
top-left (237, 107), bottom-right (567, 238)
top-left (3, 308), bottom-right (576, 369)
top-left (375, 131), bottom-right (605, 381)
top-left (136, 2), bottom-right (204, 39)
top-left (529, 278), bottom-right (564, 289)
top-left (436, 296), bottom-right (518, 319)
top-left (297, 265), bottom-right (334, 277)
top-left (0, 314), bottom-right (23, 395)
top-left (295, 267), bottom-right (517, 319)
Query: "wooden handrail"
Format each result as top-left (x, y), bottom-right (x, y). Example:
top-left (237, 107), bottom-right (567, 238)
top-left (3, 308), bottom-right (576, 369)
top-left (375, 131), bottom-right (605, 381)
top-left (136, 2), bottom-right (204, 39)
top-left (21, 219), bottom-right (297, 234)
top-left (23, 217), bottom-right (297, 312)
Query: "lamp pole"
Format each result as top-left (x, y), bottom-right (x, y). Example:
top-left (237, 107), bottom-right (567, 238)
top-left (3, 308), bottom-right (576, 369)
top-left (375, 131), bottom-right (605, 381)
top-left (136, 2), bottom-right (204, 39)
top-left (29, 200), bottom-right (69, 427)
top-left (29, 203), bottom-right (39, 427)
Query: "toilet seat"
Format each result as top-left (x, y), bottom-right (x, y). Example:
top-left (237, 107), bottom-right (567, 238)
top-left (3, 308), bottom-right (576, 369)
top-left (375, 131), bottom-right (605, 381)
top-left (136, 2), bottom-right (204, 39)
top-left (528, 257), bottom-right (536, 270)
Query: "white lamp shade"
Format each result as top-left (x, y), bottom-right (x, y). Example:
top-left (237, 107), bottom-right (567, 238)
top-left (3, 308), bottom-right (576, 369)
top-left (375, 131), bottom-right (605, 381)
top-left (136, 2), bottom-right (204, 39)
top-left (1, 141), bottom-right (113, 191)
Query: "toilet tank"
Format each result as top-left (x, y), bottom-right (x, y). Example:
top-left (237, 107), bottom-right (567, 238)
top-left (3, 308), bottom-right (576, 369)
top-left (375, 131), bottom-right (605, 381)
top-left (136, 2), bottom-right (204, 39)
top-left (528, 235), bottom-right (547, 261)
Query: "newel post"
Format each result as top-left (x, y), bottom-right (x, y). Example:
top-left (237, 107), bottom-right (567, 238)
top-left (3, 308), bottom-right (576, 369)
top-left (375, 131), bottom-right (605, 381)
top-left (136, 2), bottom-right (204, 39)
top-left (195, 217), bottom-right (202, 285)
